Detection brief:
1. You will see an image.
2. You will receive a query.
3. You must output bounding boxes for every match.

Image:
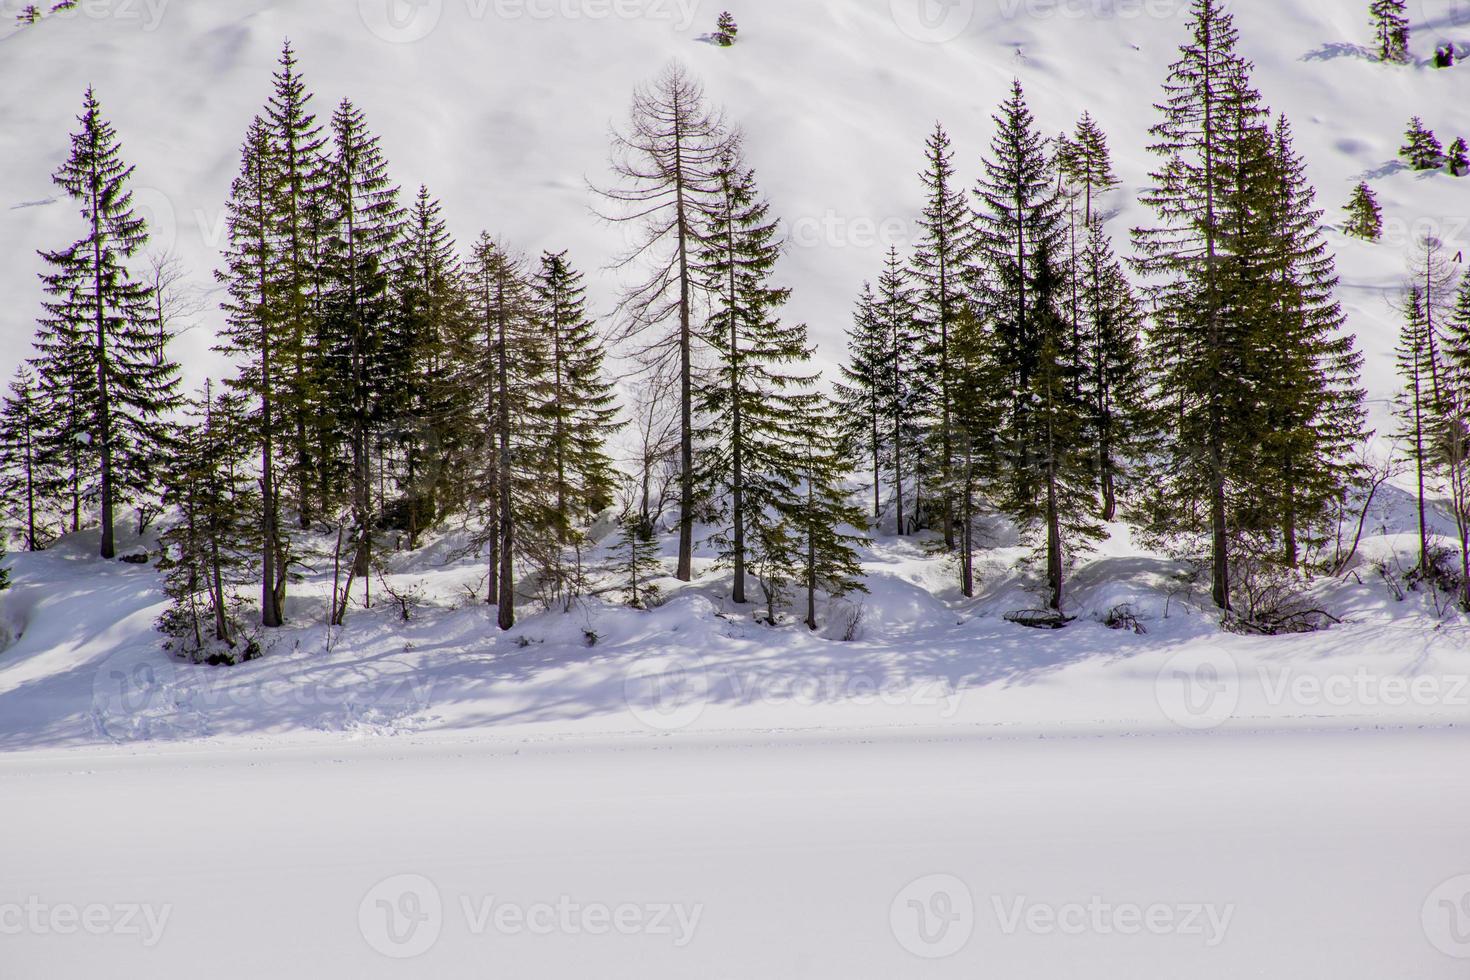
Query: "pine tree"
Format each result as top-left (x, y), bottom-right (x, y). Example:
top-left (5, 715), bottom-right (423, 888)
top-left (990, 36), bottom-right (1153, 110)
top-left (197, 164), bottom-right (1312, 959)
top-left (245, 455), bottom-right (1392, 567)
top-left (533, 250), bottom-right (619, 542)
top-left (33, 87), bottom-right (181, 561)
top-left (321, 98), bottom-right (405, 594)
top-left (0, 366), bottom-right (55, 551)
top-left (1055, 111), bottom-right (1121, 225)
top-left (157, 382), bottom-right (256, 660)
top-left (263, 40), bottom-right (334, 528)
top-left (1441, 274), bottom-right (1470, 605)
top-left (714, 11), bottom-right (738, 45)
top-left (836, 283), bottom-right (889, 524)
top-left (1401, 117), bottom-right (1445, 171)
top-left (17, 5), bottom-right (40, 25)
top-left (696, 148), bottom-right (817, 607)
top-left (392, 185), bottom-right (470, 548)
top-left (874, 247), bottom-right (924, 535)
top-left (1370, 0), bottom-right (1411, 63)
top-left (1343, 182), bottom-right (1383, 240)
top-left (597, 63), bottom-right (734, 583)
top-left (1398, 286), bottom-right (1437, 574)
top-left (612, 510), bottom-right (663, 609)
top-left (1253, 115), bottom-right (1367, 569)
top-left (1076, 217), bottom-right (1150, 521)
top-left (1449, 137), bottom-right (1470, 177)
top-left (911, 122), bottom-right (975, 554)
top-left (216, 117), bottom-right (290, 628)
top-left (791, 400), bottom-right (867, 630)
top-left (1132, 0), bottom-right (1268, 612)
top-left (972, 79), bottom-right (1068, 518)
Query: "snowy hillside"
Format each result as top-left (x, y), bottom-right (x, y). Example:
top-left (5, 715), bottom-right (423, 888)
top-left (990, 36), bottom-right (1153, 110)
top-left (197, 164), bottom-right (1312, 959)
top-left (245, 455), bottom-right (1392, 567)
top-left (4, 1), bottom-right (1470, 977)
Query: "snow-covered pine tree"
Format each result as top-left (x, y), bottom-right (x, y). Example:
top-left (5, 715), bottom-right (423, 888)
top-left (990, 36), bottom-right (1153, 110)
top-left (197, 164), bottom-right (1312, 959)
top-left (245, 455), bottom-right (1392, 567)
top-left (216, 116), bottom-right (290, 629)
top-left (1132, 0), bottom-right (1269, 612)
top-left (835, 283), bottom-right (889, 522)
top-left (1448, 137), bottom-right (1470, 176)
top-left (1253, 115), bottom-right (1367, 569)
top-left (263, 39), bottom-right (334, 527)
top-left (0, 366), bottom-right (56, 551)
top-left (972, 79), bottom-right (1068, 523)
top-left (874, 247), bottom-right (924, 536)
top-left (790, 398), bottom-right (867, 631)
top-left (33, 87), bottom-right (181, 561)
top-left (1076, 216), bottom-right (1150, 522)
top-left (597, 63), bottom-right (734, 583)
top-left (157, 382), bottom-right (257, 661)
top-left (696, 147), bottom-right (816, 607)
top-left (533, 250), bottom-right (619, 543)
top-left (321, 98), bottom-right (406, 592)
top-left (1343, 182), bottom-right (1383, 240)
top-left (1055, 111), bottom-right (1120, 225)
top-left (911, 122), bottom-right (975, 553)
top-left (1370, 0), bottom-right (1411, 63)
top-left (1401, 117), bottom-right (1445, 171)
top-left (392, 185), bottom-right (469, 548)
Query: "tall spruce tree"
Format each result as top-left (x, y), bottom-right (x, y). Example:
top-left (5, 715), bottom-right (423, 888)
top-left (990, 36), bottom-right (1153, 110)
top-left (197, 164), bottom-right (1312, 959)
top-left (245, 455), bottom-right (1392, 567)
top-left (1398, 285), bottom-right (1437, 574)
top-left (836, 282), bottom-right (889, 523)
top-left (874, 247), bottom-right (924, 535)
top-left (597, 63), bottom-right (734, 583)
top-left (533, 250), bottom-right (619, 542)
top-left (1055, 111), bottom-right (1120, 225)
top-left (791, 399), bottom-right (867, 630)
top-left (33, 87), bottom-right (181, 560)
top-left (1132, 0), bottom-right (1267, 612)
top-left (217, 117), bottom-right (289, 628)
top-left (912, 122), bottom-right (975, 552)
top-left (696, 149), bottom-right (817, 606)
top-left (322, 98), bottom-right (405, 591)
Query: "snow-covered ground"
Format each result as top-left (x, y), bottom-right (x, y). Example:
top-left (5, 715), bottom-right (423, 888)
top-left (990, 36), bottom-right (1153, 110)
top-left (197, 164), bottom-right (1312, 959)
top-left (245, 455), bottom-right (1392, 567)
top-left (4, 0), bottom-right (1470, 975)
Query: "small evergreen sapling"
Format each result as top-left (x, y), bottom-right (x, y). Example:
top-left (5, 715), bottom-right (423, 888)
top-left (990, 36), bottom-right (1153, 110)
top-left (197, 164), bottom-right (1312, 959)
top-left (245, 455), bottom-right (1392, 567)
top-left (1449, 137), bottom-right (1470, 176)
top-left (1343, 182), bottom-right (1384, 240)
top-left (1401, 117), bottom-right (1445, 171)
top-left (1370, 0), bottom-right (1411, 63)
top-left (714, 11), bottom-right (738, 46)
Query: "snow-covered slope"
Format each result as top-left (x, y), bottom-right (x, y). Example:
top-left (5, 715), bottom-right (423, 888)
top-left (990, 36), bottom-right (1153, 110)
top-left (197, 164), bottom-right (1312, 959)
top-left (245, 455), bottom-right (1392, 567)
top-left (3, 0), bottom-right (1470, 441)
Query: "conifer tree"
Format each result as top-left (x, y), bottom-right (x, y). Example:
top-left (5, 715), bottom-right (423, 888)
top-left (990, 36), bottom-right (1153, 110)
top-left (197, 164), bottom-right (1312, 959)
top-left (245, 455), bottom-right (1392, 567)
top-left (874, 247), bottom-right (924, 535)
top-left (0, 366), bottom-right (55, 551)
top-left (533, 250), bottom-right (619, 542)
top-left (836, 283), bottom-right (889, 523)
top-left (321, 98), bottom-right (405, 590)
top-left (612, 510), bottom-right (663, 609)
top-left (597, 63), bottom-right (734, 583)
top-left (263, 40), bottom-right (334, 527)
top-left (696, 149), bottom-right (817, 606)
top-left (1398, 286), bottom-right (1437, 574)
top-left (1055, 111), bottom-right (1120, 225)
top-left (393, 185), bottom-right (469, 547)
top-left (911, 122), bottom-right (974, 552)
top-left (1449, 137), bottom-right (1470, 177)
top-left (791, 400), bottom-right (867, 630)
top-left (1076, 217), bottom-right (1150, 521)
top-left (1370, 0), bottom-right (1411, 63)
top-left (33, 87), bottom-right (181, 561)
top-left (1343, 182), bottom-right (1383, 240)
top-left (1441, 275), bottom-right (1470, 604)
top-left (157, 382), bottom-right (256, 659)
top-left (1132, 0), bottom-right (1268, 612)
top-left (1401, 117), bottom-right (1445, 171)
top-left (714, 11), bottom-right (738, 45)
top-left (972, 79), bottom-right (1068, 516)
top-left (216, 117), bottom-right (289, 628)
